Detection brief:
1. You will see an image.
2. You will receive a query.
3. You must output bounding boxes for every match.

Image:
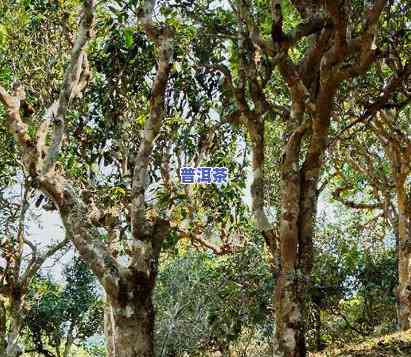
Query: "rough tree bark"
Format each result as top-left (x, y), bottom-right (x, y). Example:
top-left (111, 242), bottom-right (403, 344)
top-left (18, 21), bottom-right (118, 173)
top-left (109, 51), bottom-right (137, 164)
top-left (396, 186), bottom-right (411, 329)
top-left (0, 0), bottom-right (173, 356)
top-left (103, 216), bottom-right (170, 357)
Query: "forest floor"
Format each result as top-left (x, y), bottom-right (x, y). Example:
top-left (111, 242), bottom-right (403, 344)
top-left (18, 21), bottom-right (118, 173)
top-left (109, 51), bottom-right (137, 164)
top-left (310, 330), bottom-right (411, 356)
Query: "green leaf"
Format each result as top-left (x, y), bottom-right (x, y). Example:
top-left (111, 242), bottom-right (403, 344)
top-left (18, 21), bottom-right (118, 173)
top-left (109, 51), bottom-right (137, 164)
top-left (123, 27), bottom-right (134, 48)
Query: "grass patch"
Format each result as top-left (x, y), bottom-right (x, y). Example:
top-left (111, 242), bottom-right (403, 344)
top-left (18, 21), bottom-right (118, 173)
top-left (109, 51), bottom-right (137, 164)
top-left (309, 330), bottom-right (411, 356)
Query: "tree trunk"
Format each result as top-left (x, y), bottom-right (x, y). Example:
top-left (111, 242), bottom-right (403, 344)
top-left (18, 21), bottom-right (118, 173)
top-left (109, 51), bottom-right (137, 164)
top-left (271, 108), bottom-right (307, 356)
top-left (105, 299), bottom-right (116, 357)
top-left (272, 175), bottom-right (315, 357)
top-left (273, 272), bottom-right (307, 357)
top-left (273, 179), bottom-right (307, 357)
top-left (272, 77), bottom-right (333, 355)
top-left (104, 222), bottom-right (167, 357)
top-left (314, 306), bottom-right (323, 351)
top-left (106, 292), bottom-right (155, 357)
top-left (0, 300), bottom-right (6, 357)
top-left (5, 298), bottom-right (23, 357)
top-left (392, 216), bottom-right (401, 330)
top-left (62, 321), bottom-right (75, 357)
top-left (246, 104), bottom-right (320, 356)
top-left (396, 189), bottom-right (411, 330)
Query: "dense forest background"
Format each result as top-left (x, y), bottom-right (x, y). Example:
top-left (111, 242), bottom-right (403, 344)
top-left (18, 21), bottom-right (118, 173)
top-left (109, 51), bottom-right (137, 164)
top-left (0, 0), bottom-right (410, 356)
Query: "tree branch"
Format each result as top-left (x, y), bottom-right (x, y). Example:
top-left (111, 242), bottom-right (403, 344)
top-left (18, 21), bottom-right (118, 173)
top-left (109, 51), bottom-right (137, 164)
top-left (0, 0), bottom-right (124, 297)
top-left (42, 0), bottom-right (95, 174)
top-left (332, 187), bottom-right (384, 210)
top-left (131, 23), bottom-right (174, 240)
